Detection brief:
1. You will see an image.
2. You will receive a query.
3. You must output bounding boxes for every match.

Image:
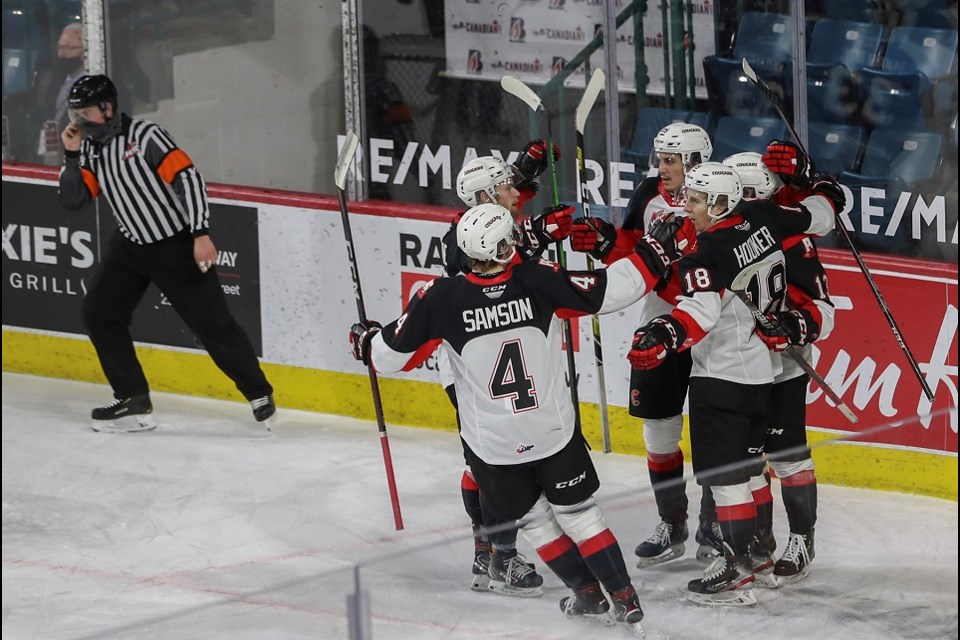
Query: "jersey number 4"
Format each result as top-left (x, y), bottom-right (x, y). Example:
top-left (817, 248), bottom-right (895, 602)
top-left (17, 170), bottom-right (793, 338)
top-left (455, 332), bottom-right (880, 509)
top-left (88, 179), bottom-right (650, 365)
top-left (489, 340), bottom-right (539, 413)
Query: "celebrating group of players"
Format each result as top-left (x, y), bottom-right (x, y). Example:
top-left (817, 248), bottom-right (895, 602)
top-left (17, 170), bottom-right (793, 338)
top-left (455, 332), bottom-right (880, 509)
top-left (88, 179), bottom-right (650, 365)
top-left (348, 122), bottom-right (845, 631)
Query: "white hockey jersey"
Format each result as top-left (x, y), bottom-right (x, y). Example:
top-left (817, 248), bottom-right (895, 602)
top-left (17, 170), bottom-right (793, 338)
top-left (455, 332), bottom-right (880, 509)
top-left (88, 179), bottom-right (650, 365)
top-left (368, 254), bottom-right (659, 464)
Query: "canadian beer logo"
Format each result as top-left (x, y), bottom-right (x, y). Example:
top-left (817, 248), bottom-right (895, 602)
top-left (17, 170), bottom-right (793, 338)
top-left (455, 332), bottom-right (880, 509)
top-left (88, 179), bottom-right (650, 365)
top-left (534, 26), bottom-right (586, 41)
top-left (452, 20), bottom-right (501, 34)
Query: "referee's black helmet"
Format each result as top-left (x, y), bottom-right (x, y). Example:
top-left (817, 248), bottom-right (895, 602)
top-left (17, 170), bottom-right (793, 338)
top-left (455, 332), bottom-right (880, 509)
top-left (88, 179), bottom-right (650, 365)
top-left (68, 74), bottom-right (118, 111)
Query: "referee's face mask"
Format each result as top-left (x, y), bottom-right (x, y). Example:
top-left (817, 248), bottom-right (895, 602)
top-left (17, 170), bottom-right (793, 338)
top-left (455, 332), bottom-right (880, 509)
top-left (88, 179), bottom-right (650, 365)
top-left (69, 103), bottom-right (122, 145)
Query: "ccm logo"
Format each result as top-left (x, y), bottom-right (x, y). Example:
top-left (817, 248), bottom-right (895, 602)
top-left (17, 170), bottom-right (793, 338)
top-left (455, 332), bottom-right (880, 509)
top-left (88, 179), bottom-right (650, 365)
top-left (555, 471), bottom-right (587, 489)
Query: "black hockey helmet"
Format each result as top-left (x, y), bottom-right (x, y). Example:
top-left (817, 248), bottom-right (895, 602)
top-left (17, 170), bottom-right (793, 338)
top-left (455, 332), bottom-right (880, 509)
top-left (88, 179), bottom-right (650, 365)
top-left (68, 74), bottom-right (118, 111)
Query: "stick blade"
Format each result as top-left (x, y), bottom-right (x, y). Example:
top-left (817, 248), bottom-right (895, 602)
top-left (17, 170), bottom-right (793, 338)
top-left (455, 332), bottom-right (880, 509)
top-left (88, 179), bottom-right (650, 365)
top-left (741, 58), bottom-right (758, 83)
top-left (334, 131), bottom-right (360, 190)
top-left (501, 75), bottom-right (542, 112)
top-left (575, 68), bottom-right (606, 134)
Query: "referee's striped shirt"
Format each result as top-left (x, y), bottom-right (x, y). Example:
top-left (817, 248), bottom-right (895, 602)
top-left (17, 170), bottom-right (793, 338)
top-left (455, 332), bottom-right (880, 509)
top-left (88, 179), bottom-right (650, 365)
top-left (59, 114), bottom-right (210, 245)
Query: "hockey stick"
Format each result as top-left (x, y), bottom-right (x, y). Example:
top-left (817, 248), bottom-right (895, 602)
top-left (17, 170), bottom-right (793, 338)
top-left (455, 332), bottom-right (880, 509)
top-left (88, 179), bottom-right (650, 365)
top-left (741, 58), bottom-right (934, 402)
top-left (335, 131), bottom-right (404, 531)
top-left (574, 68), bottom-right (612, 453)
top-left (730, 263), bottom-right (858, 423)
top-left (501, 75), bottom-right (583, 432)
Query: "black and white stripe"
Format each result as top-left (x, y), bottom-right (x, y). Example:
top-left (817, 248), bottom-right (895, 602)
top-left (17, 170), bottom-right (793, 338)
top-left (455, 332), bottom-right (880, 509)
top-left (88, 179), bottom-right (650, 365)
top-left (80, 117), bottom-right (210, 245)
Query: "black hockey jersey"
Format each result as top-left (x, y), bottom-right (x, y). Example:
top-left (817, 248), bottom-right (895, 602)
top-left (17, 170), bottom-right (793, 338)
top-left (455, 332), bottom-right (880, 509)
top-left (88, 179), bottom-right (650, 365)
top-left (671, 199), bottom-right (828, 384)
top-left (369, 255), bottom-right (658, 464)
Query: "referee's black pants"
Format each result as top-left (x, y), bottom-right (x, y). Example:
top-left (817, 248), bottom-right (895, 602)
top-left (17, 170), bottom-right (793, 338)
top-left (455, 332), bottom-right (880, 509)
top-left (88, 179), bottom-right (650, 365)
top-left (82, 230), bottom-right (273, 401)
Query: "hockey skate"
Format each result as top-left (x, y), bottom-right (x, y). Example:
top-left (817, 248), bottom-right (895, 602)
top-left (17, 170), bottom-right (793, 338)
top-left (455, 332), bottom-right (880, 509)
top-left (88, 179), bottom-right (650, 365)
top-left (487, 550), bottom-right (543, 597)
top-left (749, 528), bottom-right (780, 589)
top-left (610, 584), bottom-right (646, 638)
top-left (695, 520), bottom-right (724, 563)
top-left (774, 529), bottom-right (815, 584)
top-left (559, 581), bottom-right (615, 627)
top-left (635, 519), bottom-right (688, 568)
top-left (687, 543), bottom-right (757, 607)
top-left (470, 541), bottom-right (491, 592)
top-left (250, 395), bottom-right (276, 429)
top-left (90, 394), bottom-right (156, 433)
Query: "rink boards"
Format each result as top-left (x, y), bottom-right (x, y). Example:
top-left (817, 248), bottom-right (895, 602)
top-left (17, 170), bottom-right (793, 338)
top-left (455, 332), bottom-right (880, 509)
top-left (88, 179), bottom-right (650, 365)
top-left (2, 165), bottom-right (956, 500)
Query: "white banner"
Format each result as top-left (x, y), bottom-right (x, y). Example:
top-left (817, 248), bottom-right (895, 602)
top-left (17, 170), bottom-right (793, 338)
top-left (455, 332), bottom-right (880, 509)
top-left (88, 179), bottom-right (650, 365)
top-left (444, 0), bottom-right (714, 97)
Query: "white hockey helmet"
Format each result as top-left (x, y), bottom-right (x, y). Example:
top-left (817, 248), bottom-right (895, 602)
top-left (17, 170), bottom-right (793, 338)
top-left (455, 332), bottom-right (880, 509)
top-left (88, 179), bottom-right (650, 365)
top-left (456, 156), bottom-right (514, 207)
top-left (722, 152), bottom-right (780, 200)
top-left (684, 161), bottom-right (743, 219)
top-left (653, 122), bottom-right (713, 167)
top-left (456, 203), bottom-right (519, 263)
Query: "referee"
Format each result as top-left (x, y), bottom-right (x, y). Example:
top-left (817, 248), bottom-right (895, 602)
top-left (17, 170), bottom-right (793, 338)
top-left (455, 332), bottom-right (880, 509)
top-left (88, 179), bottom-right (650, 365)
top-left (58, 74), bottom-right (275, 432)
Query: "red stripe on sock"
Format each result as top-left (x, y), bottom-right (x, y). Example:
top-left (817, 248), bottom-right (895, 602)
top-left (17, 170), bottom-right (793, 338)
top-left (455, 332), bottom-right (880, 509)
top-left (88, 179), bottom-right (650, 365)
top-left (781, 469), bottom-right (817, 487)
top-left (537, 534), bottom-right (575, 562)
top-left (647, 450), bottom-right (683, 472)
top-left (716, 502), bottom-right (757, 522)
top-left (578, 529), bottom-right (618, 558)
top-left (752, 484), bottom-right (773, 505)
top-left (461, 470), bottom-right (478, 491)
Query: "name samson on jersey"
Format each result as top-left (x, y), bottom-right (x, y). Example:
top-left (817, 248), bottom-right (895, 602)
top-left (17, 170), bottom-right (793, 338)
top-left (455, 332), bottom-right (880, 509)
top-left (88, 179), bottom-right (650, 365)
top-left (463, 298), bottom-right (534, 332)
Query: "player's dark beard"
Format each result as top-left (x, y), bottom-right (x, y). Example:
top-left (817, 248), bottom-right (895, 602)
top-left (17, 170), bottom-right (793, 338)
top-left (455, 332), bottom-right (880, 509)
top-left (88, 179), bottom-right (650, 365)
top-left (78, 115), bottom-right (122, 144)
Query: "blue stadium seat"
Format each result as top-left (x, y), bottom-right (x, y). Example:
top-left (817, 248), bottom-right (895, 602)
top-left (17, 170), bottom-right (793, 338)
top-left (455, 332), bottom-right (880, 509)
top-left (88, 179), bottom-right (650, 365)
top-left (623, 108), bottom-right (710, 171)
top-left (712, 117), bottom-right (787, 160)
top-left (703, 13), bottom-right (795, 121)
top-left (807, 122), bottom-right (867, 175)
top-left (858, 26), bottom-right (958, 131)
top-left (807, 20), bottom-right (884, 72)
top-left (837, 129), bottom-right (943, 255)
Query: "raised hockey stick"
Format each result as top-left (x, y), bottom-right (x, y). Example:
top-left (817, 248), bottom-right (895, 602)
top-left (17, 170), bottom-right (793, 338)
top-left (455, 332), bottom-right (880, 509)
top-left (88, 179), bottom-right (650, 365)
top-left (741, 58), bottom-right (934, 402)
top-left (335, 131), bottom-right (404, 531)
top-left (501, 75), bottom-right (583, 432)
top-left (574, 68), bottom-right (612, 453)
top-left (730, 263), bottom-right (858, 424)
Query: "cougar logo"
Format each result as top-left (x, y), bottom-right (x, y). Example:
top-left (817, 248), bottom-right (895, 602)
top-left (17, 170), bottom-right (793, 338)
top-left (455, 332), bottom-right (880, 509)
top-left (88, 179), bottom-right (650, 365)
top-left (510, 17), bottom-right (526, 42)
top-left (468, 50), bottom-right (483, 74)
top-left (517, 443), bottom-right (534, 454)
top-left (555, 471), bottom-right (587, 488)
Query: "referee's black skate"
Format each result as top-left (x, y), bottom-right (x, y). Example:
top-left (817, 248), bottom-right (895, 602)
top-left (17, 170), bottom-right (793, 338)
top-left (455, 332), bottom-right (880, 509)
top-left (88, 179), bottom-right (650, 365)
top-left (559, 581), bottom-right (615, 627)
top-left (250, 394), bottom-right (276, 427)
top-left (635, 519), bottom-right (688, 567)
top-left (487, 549), bottom-right (543, 597)
top-left (687, 542), bottom-right (757, 607)
top-left (91, 394), bottom-right (155, 433)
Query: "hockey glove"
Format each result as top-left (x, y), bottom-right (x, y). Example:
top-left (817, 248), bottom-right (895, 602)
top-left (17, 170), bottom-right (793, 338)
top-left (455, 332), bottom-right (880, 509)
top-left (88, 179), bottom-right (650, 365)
top-left (628, 316), bottom-right (685, 370)
top-left (754, 309), bottom-right (818, 352)
top-left (570, 217), bottom-right (617, 260)
top-left (532, 204), bottom-right (574, 243)
top-left (349, 320), bottom-right (382, 366)
top-left (809, 175), bottom-right (846, 213)
top-left (514, 139), bottom-right (561, 184)
top-left (763, 140), bottom-right (815, 189)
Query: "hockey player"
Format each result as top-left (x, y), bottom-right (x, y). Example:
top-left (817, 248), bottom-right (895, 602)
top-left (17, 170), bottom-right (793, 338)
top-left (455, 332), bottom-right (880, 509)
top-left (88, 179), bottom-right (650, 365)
top-left (568, 122), bottom-right (723, 567)
top-left (443, 143), bottom-right (574, 596)
top-left (627, 162), bottom-right (844, 605)
top-left (752, 143), bottom-right (838, 582)
top-left (349, 203), bottom-right (695, 630)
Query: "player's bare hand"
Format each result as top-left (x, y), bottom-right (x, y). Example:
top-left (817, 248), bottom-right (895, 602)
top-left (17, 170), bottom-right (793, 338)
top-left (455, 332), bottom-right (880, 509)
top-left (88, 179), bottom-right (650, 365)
top-left (61, 123), bottom-right (83, 151)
